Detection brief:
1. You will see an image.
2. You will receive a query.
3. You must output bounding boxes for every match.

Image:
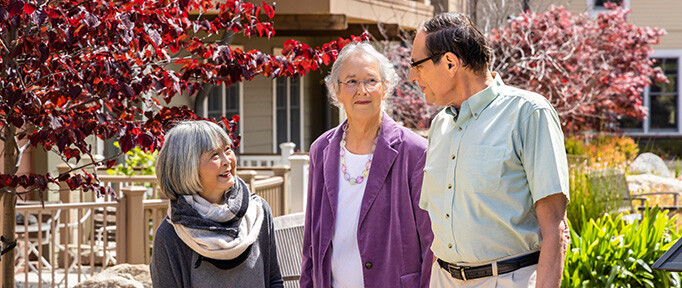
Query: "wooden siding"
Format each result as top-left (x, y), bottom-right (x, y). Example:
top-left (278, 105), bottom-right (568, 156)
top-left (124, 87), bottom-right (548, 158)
top-left (274, 0), bottom-right (433, 29)
top-left (630, 1), bottom-right (682, 50)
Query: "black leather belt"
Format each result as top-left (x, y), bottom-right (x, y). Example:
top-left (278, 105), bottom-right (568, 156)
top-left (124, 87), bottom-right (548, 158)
top-left (437, 251), bottom-right (540, 281)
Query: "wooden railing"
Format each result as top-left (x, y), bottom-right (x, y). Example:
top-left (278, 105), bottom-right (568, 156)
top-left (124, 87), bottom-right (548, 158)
top-left (14, 167), bottom-right (289, 286)
top-left (142, 199), bottom-right (170, 264)
top-left (15, 201), bottom-right (121, 287)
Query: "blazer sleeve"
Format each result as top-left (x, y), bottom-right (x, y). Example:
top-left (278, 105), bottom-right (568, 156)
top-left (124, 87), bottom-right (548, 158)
top-left (299, 148), bottom-right (316, 288)
top-left (410, 149), bottom-right (434, 288)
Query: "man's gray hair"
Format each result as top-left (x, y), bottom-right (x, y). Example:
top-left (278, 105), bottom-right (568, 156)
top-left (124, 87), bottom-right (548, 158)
top-left (324, 42), bottom-right (399, 109)
top-left (156, 120), bottom-right (233, 200)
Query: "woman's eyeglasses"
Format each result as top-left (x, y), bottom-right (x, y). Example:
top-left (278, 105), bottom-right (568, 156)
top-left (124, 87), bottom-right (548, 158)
top-left (338, 79), bottom-right (385, 92)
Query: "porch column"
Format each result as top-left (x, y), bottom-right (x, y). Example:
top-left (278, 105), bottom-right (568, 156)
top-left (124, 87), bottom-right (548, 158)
top-left (120, 186), bottom-right (146, 264)
top-left (288, 155), bottom-right (309, 213)
top-left (279, 142), bottom-right (296, 166)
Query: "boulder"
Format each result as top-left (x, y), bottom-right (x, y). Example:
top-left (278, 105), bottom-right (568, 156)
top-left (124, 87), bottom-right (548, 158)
top-left (630, 153), bottom-right (672, 178)
top-left (627, 174), bottom-right (682, 194)
top-left (74, 264), bottom-right (151, 288)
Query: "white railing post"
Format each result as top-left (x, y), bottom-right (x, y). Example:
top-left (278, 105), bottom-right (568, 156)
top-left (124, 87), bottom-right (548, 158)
top-left (279, 142), bottom-right (296, 166)
top-left (288, 154), bottom-right (309, 213)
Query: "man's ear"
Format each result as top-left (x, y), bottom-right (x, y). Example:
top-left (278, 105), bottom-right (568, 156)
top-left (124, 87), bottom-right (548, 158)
top-left (444, 53), bottom-right (459, 74)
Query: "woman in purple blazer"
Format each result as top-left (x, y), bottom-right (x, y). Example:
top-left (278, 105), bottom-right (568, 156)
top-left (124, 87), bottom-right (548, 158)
top-left (300, 42), bottom-right (433, 288)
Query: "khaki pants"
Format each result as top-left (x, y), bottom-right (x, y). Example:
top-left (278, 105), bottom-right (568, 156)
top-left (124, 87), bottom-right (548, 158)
top-left (429, 261), bottom-right (537, 288)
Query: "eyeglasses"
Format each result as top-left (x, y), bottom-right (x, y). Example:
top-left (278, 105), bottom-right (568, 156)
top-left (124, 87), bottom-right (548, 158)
top-left (338, 79), bottom-right (385, 92)
top-left (410, 53), bottom-right (444, 70)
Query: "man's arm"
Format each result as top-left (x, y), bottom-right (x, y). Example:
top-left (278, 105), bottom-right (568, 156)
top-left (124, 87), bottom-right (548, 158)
top-left (535, 193), bottom-right (569, 288)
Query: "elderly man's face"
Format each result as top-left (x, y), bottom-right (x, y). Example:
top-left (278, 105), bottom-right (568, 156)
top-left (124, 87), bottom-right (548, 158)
top-left (409, 30), bottom-right (451, 106)
top-left (337, 53), bottom-right (386, 121)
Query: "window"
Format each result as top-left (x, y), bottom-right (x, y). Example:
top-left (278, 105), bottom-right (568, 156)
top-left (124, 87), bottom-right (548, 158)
top-left (274, 76), bottom-right (303, 153)
top-left (649, 58), bottom-right (678, 130)
top-left (621, 54), bottom-right (681, 135)
top-left (195, 83), bottom-right (244, 151)
top-left (594, 0), bottom-right (623, 7)
top-left (588, 0), bottom-right (629, 17)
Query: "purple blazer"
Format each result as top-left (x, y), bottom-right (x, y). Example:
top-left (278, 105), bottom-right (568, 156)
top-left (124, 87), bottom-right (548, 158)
top-left (300, 115), bottom-right (434, 288)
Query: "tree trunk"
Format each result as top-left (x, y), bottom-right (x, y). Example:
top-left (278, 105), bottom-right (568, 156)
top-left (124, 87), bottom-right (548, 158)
top-left (1, 125), bottom-right (17, 288)
top-left (467, 0), bottom-right (478, 26)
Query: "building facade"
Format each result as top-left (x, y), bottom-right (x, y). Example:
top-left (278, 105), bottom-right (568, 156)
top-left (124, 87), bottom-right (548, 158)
top-left (168, 0), bottom-right (435, 154)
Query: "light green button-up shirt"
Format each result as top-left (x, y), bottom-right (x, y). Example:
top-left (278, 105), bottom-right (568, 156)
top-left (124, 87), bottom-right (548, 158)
top-left (419, 74), bottom-right (569, 264)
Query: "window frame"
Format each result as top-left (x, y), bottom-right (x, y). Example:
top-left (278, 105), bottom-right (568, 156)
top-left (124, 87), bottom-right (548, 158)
top-left (196, 83), bottom-right (245, 153)
top-left (587, 0), bottom-right (629, 17)
top-left (272, 48), bottom-right (305, 153)
top-left (623, 50), bottom-right (682, 137)
top-left (195, 46), bottom-right (245, 153)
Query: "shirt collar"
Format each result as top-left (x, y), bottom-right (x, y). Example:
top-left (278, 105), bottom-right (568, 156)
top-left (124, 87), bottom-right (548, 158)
top-left (455, 72), bottom-right (504, 120)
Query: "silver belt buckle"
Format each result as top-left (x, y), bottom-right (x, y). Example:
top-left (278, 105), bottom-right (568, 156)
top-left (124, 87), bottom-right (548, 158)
top-left (460, 267), bottom-right (467, 281)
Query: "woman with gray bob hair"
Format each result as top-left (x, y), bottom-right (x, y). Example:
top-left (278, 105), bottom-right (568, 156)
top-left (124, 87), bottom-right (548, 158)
top-left (302, 42), bottom-right (434, 288)
top-left (324, 42), bottom-right (399, 109)
top-left (151, 120), bottom-right (283, 287)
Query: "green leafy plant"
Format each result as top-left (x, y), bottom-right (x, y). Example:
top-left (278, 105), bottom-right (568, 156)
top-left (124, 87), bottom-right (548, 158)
top-left (107, 142), bottom-right (158, 176)
top-left (567, 165), bottom-right (625, 234)
top-left (563, 207), bottom-right (680, 288)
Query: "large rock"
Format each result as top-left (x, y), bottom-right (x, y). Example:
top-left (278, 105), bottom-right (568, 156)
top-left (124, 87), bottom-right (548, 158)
top-left (74, 264), bottom-right (151, 288)
top-left (628, 174), bottom-right (682, 194)
top-left (630, 153), bottom-right (672, 178)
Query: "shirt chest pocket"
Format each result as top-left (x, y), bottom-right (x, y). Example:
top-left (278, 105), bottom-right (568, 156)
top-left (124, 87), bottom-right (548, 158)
top-left (458, 145), bottom-right (506, 193)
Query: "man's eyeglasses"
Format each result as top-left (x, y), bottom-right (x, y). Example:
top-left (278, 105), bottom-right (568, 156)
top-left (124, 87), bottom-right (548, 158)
top-left (338, 79), bottom-right (385, 92)
top-left (410, 53), bottom-right (444, 69)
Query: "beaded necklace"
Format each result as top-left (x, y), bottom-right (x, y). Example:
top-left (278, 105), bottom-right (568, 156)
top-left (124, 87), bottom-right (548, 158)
top-left (339, 122), bottom-right (380, 185)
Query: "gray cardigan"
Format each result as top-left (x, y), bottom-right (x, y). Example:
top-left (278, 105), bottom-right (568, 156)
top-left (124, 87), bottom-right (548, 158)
top-left (150, 196), bottom-right (283, 288)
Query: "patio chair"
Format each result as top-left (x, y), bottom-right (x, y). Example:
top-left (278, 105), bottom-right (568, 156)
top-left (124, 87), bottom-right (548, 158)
top-left (273, 212), bottom-right (304, 288)
top-left (56, 208), bottom-right (92, 272)
top-left (92, 206), bottom-right (117, 266)
top-left (15, 201), bottom-right (61, 278)
top-left (58, 206), bottom-right (117, 271)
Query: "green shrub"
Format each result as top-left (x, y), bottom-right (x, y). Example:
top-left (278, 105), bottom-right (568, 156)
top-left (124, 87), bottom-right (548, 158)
top-left (563, 207), bottom-right (680, 288)
top-left (107, 142), bottom-right (157, 176)
top-left (567, 165), bottom-right (624, 234)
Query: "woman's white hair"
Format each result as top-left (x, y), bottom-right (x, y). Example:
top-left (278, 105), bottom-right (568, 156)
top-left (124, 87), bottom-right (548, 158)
top-left (155, 120), bottom-right (233, 200)
top-left (324, 42), bottom-right (399, 110)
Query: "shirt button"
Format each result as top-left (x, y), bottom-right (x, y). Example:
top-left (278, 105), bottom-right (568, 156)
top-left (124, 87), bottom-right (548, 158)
top-left (365, 262), bottom-right (373, 269)
top-left (458, 127), bottom-right (462, 131)
top-left (448, 184), bottom-right (452, 189)
top-left (451, 155), bottom-right (455, 160)
top-left (448, 244), bottom-right (453, 249)
top-left (445, 214), bottom-right (450, 219)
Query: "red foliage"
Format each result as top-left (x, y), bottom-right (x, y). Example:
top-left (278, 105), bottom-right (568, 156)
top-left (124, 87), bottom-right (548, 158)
top-left (488, 4), bottom-right (665, 133)
top-left (382, 43), bottom-right (440, 130)
top-left (0, 0), bottom-right (368, 196)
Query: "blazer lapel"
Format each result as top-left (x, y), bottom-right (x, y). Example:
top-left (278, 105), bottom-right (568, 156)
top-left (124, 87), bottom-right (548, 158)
top-left (321, 121), bottom-right (345, 230)
top-left (358, 115), bottom-right (400, 226)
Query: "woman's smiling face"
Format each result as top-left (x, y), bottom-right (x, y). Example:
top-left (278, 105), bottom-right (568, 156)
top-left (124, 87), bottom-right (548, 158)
top-left (198, 142), bottom-right (236, 203)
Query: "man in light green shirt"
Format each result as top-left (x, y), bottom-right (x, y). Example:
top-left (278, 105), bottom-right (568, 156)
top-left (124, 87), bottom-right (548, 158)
top-left (409, 13), bottom-right (569, 288)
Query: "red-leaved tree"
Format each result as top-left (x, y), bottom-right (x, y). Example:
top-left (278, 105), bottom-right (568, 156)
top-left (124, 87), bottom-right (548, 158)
top-left (382, 42), bottom-right (440, 130)
top-left (488, 4), bottom-right (666, 133)
top-left (0, 0), bottom-right (366, 283)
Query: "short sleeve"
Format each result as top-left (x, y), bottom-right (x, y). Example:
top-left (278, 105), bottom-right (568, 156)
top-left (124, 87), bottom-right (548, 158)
top-left (520, 107), bottom-right (570, 204)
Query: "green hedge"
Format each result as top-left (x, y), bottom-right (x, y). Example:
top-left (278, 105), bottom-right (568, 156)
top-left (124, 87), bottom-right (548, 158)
top-left (563, 207), bottom-right (680, 287)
